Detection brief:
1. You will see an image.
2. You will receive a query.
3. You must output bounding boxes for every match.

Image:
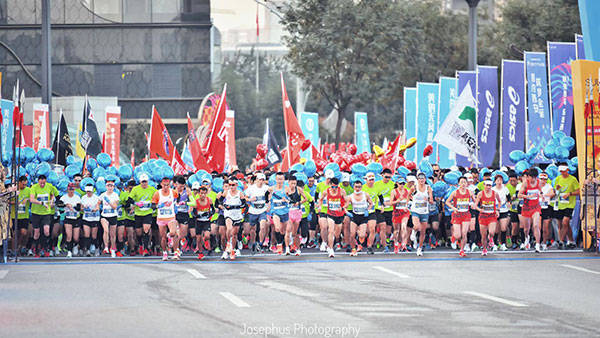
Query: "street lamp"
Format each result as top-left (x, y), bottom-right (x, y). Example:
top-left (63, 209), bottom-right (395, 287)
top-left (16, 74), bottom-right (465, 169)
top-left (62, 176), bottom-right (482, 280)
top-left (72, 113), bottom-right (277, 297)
top-left (466, 0), bottom-right (480, 70)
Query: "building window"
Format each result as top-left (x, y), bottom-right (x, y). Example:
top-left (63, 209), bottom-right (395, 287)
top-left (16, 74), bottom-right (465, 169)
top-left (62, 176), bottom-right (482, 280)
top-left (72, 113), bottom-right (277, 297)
top-left (94, 0), bottom-right (122, 23)
top-left (152, 0), bottom-right (180, 22)
top-left (123, 0), bottom-right (151, 23)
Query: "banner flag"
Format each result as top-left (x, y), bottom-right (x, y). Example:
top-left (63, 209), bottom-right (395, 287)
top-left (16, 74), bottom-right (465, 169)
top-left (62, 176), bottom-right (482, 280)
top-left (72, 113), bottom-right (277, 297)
top-left (403, 88), bottom-right (417, 162)
top-left (576, 34), bottom-right (586, 60)
top-left (32, 103), bottom-right (50, 152)
top-left (456, 71), bottom-right (477, 167)
top-left (548, 42), bottom-right (576, 135)
top-left (204, 84), bottom-right (228, 173)
top-left (1, 99), bottom-right (14, 163)
top-left (500, 60), bottom-right (527, 167)
top-left (476, 66), bottom-right (499, 167)
top-left (263, 118), bottom-right (282, 168)
top-left (354, 112), bottom-right (371, 155)
top-left (434, 83), bottom-right (478, 160)
top-left (224, 110), bottom-right (237, 171)
top-left (148, 106), bottom-right (174, 162)
top-left (105, 106), bottom-right (121, 166)
top-left (437, 77), bottom-right (458, 168)
top-left (578, 0), bottom-right (600, 61)
top-left (51, 112), bottom-right (73, 166)
top-left (525, 52), bottom-right (553, 162)
top-left (416, 82), bottom-right (439, 163)
top-left (299, 111), bottom-right (320, 159)
top-left (280, 73), bottom-right (306, 171)
top-left (80, 99), bottom-right (103, 157)
top-left (75, 123), bottom-right (86, 159)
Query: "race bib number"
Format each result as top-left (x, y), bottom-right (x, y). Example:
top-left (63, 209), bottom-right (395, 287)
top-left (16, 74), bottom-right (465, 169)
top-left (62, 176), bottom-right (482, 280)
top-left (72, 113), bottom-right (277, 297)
top-left (139, 201), bottom-right (151, 211)
top-left (328, 201), bottom-right (341, 211)
top-left (526, 190), bottom-right (539, 200)
top-left (414, 202), bottom-right (427, 209)
top-left (457, 201), bottom-right (470, 212)
top-left (158, 207), bottom-right (173, 217)
top-left (65, 210), bottom-right (79, 218)
top-left (17, 204), bottom-right (27, 214)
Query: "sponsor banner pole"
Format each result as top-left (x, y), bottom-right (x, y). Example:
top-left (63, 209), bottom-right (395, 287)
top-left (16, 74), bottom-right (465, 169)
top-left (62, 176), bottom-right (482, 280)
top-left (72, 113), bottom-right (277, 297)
top-left (437, 77), bottom-right (458, 168)
top-left (547, 42), bottom-right (576, 135)
top-left (500, 60), bottom-right (527, 167)
top-left (575, 34), bottom-right (586, 60)
top-left (105, 106), bottom-right (121, 167)
top-left (525, 52), bottom-right (553, 163)
top-left (476, 66), bottom-right (499, 167)
top-left (32, 103), bottom-right (50, 152)
top-left (354, 112), bottom-right (370, 155)
top-left (416, 82), bottom-right (439, 163)
top-left (403, 88), bottom-right (417, 162)
top-left (299, 112), bottom-right (320, 159)
top-left (456, 71), bottom-right (477, 167)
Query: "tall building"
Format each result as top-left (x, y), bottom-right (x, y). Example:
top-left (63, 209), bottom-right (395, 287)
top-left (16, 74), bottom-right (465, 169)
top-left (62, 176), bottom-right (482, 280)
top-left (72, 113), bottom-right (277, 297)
top-left (0, 0), bottom-right (212, 128)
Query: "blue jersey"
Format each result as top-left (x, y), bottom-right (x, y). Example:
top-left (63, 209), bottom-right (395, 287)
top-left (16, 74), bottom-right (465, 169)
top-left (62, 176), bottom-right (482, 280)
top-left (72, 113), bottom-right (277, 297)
top-left (271, 187), bottom-right (289, 216)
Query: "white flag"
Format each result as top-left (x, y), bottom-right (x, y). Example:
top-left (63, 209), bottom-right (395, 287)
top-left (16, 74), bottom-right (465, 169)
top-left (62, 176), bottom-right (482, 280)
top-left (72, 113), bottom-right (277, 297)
top-left (434, 83), bottom-right (478, 159)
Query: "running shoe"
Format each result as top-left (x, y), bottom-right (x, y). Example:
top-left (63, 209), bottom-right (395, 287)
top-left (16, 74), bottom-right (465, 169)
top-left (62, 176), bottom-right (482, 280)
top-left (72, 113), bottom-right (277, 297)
top-left (383, 246), bottom-right (390, 254)
top-left (27, 249), bottom-right (34, 256)
top-left (73, 246), bottom-right (79, 256)
top-left (230, 249), bottom-right (236, 260)
top-left (111, 249), bottom-right (116, 258)
top-left (481, 248), bottom-right (488, 256)
top-left (44, 250), bottom-right (50, 257)
top-left (416, 247), bottom-right (423, 257)
top-left (85, 249), bottom-right (91, 257)
top-left (90, 244), bottom-right (96, 254)
top-left (350, 248), bottom-right (357, 256)
top-left (215, 246), bottom-right (221, 253)
top-left (221, 250), bottom-right (229, 259)
top-left (35, 250), bottom-right (41, 258)
top-left (197, 253), bottom-right (205, 260)
top-left (54, 247), bottom-right (60, 256)
top-left (320, 241), bottom-right (327, 251)
top-left (500, 243), bottom-right (507, 251)
top-left (535, 243), bottom-right (541, 253)
top-left (180, 238), bottom-right (188, 252)
top-left (464, 245), bottom-right (470, 253)
top-left (506, 237), bottom-right (513, 248)
top-left (277, 244), bottom-right (283, 255)
top-left (235, 249), bottom-right (241, 257)
top-left (410, 230), bottom-right (417, 248)
top-left (541, 243), bottom-right (547, 251)
top-left (328, 248), bottom-right (335, 258)
top-left (173, 249), bottom-right (181, 260)
top-left (238, 240), bottom-right (243, 250)
top-left (295, 249), bottom-right (301, 256)
top-left (492, 245), bottom-right (498, 252)
top-left (357, 244), bottom-right (363, 252)
top-left (162, 251), bottom-right (168, 261)
top-left (450, 236), bottom-right (457, 250)
top-left (285, 246), bottom-right (291, 256)
top-left (394, 242), bottom-right (400, 254)
top-left (263, 237), bottom-right (270, 247)
top-left (67, 250), bottom-right (72, 258)
top-left (459, 249), bottom-right (466, 257)
top-left (335, 243), bottom-right (341, 251)
top-left (307, 240), bottom-right (316, 249)
top-left (367, 247), bottom-right (374, 255)
top-left (103, 247), bottom-right (110, 255)
top-left (471, 243), bottom-right (479, 252)
top-left (49, 249), bottom-right (54, 257)
top-left (116, 251), bottom-right (123, 257)
top-left (143, 249), bottom-right (150, 257)
top-left (511, 242), bottom-right (519, 250)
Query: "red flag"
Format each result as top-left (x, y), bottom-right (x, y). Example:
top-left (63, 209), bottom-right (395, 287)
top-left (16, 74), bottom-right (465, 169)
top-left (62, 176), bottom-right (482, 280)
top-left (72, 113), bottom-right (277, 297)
top-left (149, 106), bottom-right (175, 162)
top-left (101, 132), bottom-right (105, 153)
top-left (171, 148), bottom-right (188, 176)
top-left (204, 84), bottom-right (228, 173)
top-left (281, 73), bottom-right (305, 171)
top-left (256, 3), bottom-right (260, 38)
top-left (381, 134), bottom-right (401, 170)
top-left (187, 113), bottom-right (211, 171)
top-left (130, 148), bottom-right (135, 168)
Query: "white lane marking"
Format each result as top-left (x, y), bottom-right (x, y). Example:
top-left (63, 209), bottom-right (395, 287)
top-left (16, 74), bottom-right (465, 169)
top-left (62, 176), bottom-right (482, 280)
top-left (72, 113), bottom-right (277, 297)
top-left (259, 280), bottom-right (319, 298)
top-left (219, 292), bottom-right (250, 308)
top-left (374, 266), bottom-right (409, 278)
top-left (464, 291), bottom-right (527, 307)
top-left (0, 270), bottom-right (7, 279)
top-left (186, 268), bottom-right (206, 279)
top-left (561, 264), bottom-right (600, 275)
top-left (363, 312), bottom-right (421, 318)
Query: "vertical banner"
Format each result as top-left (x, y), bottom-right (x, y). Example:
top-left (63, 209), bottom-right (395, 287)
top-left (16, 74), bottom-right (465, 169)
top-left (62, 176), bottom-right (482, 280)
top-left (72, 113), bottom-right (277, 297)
top-left (403, 88), bottom-right (417, 162)
top-left (437, 77), bottom-right (458, 168)
top-left (1, 99), bottom-right (14, 163)
top-left (500, 60), bottom-right (527, 167)
top-left (525, 52), bottom-right (553, 162)
top-left (224, 110), bottom-right (237, 171)
top-left (354, 112), bottom-right (370, 155)
top-left (476, 66), bottom-right (499, 167)
top-left (456, 71), bottom-right (477, 167)
top-left (299, 111), bottom-right (320, 159)
top-left (416, 82), bottom-right (439, 163)
top-left (105, 106), bottom-right (121, 166)
top-left (578, 0), bottom-right (600, 62)
top-left (548, 42), bottom-right (576, 135)
top-left (32, 103), bottom-right (50, 152)
top-left (575, 34), bottom-right (586, 60)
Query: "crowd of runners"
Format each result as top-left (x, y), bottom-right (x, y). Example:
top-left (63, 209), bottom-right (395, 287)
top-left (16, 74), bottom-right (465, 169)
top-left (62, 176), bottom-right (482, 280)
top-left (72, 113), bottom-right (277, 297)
top-left (7, 163), bottom-right (585, 260)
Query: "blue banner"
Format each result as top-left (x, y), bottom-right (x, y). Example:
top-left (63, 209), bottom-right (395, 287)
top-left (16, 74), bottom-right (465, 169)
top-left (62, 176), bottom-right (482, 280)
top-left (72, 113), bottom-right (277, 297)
top-left (456, 71), bottom-right (477, 167)
top-left (353, 112), bottom-right (370, 155)
top-left (403, 88), bottom-right (417, 162)
top-left (525, 52), bottom-right (553, 162)
top-left (547, 42), bottom-right (576, 135)
top-left (500, 60), bottom-right (526, 167)
top-left (298, 112), bottom-right (320, 159)
top-left (1, 99), bottom-right (15, 165)
top-left (476, 66), bottom-right (499, 167)
top-left (575, 34), bottom-right (586, 59)
top-left (416, 82), bottom-right (439, 163)
top-left (437, 77), bottom-right (457, 168)
top-left (579, 0), bottom-right (600, 61)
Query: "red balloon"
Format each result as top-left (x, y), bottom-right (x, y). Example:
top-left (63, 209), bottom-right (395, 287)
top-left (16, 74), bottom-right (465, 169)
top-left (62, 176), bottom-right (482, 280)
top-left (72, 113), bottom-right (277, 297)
top-left (360, 152), bottom-right (370, 162)
top-left (256, 144), bottom-right (267, 158)
top-left (315, 159), bottom-right (326, 172)
top-left (423, 144), bottom-right (433, 158)
top-left (396, 156), bottom-right (405, 166)
top-left (339, 143), bottom-right (347, 153)
top-left (301, 139), bottom-right (312, 151)
top-left (404, 160), bottom-right (416, 170)
top-left (329, 143), bottom-right (336, 154)
top-left (256, 158), bottom-right (268, 170)
top-left (348, 144), bottom-right (357, 155)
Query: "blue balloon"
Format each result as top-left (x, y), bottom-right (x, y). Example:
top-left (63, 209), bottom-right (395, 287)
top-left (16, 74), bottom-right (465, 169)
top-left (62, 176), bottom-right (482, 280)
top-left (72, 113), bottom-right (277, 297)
top-left (105, 174), bottom-right (119, 183)
top-left (212, 177), bottom-right (224, 193)
top-left (95, 178), bottom-right (107, 194)
top-left (26, 162), bottom-right (37, 176)
top-left (294, 172), bottom-right (308, 185)
top-left (419, 159), bottom-right (433, 178)
top-left (96, 153), bottom-right (112, 168)
top-left (351, 163), bottom-right (367, 177)
top-left (23, 147), bottom-right (36, 163)
top-left (161, 166), bottom-right (174, 180)
top-left (92, 167), bottom-right (106, 181)
top-left (366, 162), bottom-right (383, 174)
top-left (47, 171), bottom-right (59, 186)
top-left (196, 170), bottom-right (209, 178)
top-left (37, 148), bottom-right (54, 162)
top-left (568, 164), bottom-right (577, 175)
top-left (396, 166), bottom-right (410, 178)
top-left (324, 162), bottom-right (340, 174)
top-left (560, 136), bottom-right (575, 151)
top-left (374, 173), bottom-right (383, 182)
top-left (479, 167), bottom-right (491, 182)
top-left (432, 181), bottom-right (448, 198)
top-left (515, 160), bottom-right (530, 174)
top-left (66, 155), bottom-right (77, 166)
top-left (545, 164), bottom-right (559, 180)
top-left (35, 162), bottom-right (51, 178)
top-left (57, 177), bottom-right (70, 191)
top-left (509, 150), bottom-right (526, 163)
top-left (570, 157), bottom-right (578, 167)
top-left (86, 158), bottom-right (98, 173)
top-left (304, 160), bottom-right (317, 177)
top-left (443, 171), bottom-right (460, 185)
top-left (543, 143), bottom-right (556, 160)
top-left (552, 131), bottom-right (566, 141)
top-left (151, 168), bottom-right (163, 182)
top-left (350, 174), bottom-right (365, 185)
top-left (81, 177), bottom-right (95, 189)
top-left (491, 170), bottom-right (508, 184)
top-left (290, 163), bottom-right (304, 174)
top-left (555, 146), bottom-right (569, 160)
top-left (118, 165), bottom-right (133, 181)
top-left (106, 166), bottom-right (118, 176)
top-left (526, 146), bottom-right (539, 162)
top-left (155, 159), bottom-right (169, 168)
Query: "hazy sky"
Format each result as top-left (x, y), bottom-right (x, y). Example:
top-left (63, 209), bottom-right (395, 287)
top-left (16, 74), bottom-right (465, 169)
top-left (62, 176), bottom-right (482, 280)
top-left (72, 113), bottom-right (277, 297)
top-left (212, 0), bottom-right (261, 32)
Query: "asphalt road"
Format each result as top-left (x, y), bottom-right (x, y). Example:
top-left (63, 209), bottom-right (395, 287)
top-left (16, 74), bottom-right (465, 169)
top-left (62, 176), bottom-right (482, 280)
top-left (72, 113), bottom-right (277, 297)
top-left (1, 251), bottom-right (600, 338)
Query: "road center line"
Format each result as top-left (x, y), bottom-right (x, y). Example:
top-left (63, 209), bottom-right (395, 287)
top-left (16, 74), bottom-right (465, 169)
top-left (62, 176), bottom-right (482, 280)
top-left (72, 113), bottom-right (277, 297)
top-left (561, 264), bottom-right (600, 275)
top-left (0, 270), bottom-right (8, 279)
top-left (374, 266), bottom-right (409, 278)
top-left (220, 292), bottom-right (250, 307)
top-left (258, 280), bottom-right (319, 297)
top-left (463, 291), bottom-right (527, 307)
top-left (186, 268), bottom-right (206, 279)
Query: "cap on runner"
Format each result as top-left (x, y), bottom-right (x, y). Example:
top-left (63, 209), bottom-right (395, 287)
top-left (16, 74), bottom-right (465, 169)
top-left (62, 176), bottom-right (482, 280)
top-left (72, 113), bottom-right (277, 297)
top-left (325, 169), bottom-right (335, 179)
top-left (341, 172), bottom-right (350, 182)
top-left (256, 173), bottom-right (266, 180)
top-left (558, 165), bottom-right (568, 172)
top-left (191, 182), bottom-right (201, 190)
top-left (365, 172), bottom-right (376, 181)
top-left (84, 185), bottom-right (94, 192)
top-left (139, 173), bottom-right (149, 182)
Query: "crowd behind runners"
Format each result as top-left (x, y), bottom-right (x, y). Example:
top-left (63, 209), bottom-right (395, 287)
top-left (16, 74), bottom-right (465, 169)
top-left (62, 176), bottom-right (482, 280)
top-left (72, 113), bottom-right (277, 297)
top-left (7, 162), bottom-right (587, 260)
